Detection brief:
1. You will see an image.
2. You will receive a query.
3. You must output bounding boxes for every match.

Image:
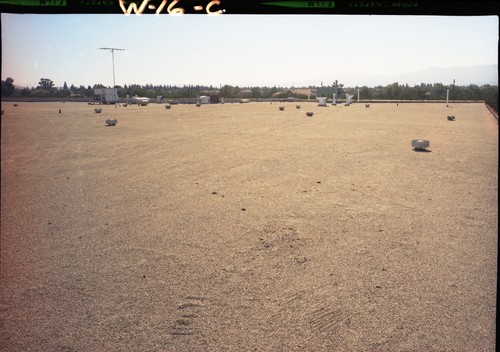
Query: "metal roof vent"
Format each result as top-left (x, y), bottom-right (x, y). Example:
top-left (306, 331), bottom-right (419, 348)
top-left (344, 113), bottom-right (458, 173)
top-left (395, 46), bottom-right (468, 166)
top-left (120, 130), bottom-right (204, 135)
top-left (412, 139), bottom-right (430, 151)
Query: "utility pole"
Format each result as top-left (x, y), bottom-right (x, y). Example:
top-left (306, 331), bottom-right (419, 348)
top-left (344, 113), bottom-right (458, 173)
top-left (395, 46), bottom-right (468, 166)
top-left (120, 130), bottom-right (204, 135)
top-left (99, 47), bottom-right (125, 88)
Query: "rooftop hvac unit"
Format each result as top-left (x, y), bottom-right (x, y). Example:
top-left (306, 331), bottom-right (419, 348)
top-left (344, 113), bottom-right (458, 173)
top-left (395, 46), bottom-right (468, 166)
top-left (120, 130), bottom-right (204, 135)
top-left (317, 97), bottom-right (327, 107)
top-left (412, 139), bottom-right (430, 150)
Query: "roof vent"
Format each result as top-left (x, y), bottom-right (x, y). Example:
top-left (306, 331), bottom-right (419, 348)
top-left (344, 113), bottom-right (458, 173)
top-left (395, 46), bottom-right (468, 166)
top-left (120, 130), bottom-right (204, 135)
top-left (412, 139), bottom-right (430, 151)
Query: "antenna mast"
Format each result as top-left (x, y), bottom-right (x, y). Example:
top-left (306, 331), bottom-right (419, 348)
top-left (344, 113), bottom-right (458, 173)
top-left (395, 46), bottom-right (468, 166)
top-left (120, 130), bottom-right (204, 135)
top-left (99, 47), bottom-right (125, 88)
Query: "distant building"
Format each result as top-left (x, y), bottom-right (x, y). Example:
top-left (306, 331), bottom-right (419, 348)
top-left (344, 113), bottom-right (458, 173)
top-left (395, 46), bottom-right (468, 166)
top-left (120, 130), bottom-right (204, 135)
top-left (201, 89), bottom-right (220, 95)
top-left (292, 88), bottom-right (314, 97)
top-left (94, 88), bottom-right (118, 104)
top-left (200, 89), bottom-right (220, 103)
top-left (273, 88), bottom-right (315, 99)
top-left (209, 94), bottom-right (220, 103)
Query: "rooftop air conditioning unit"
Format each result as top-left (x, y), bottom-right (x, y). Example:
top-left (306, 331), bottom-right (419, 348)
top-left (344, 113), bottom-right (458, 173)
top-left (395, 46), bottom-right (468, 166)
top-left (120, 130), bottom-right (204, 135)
top-left (412, 139), bottom-right (430, 151)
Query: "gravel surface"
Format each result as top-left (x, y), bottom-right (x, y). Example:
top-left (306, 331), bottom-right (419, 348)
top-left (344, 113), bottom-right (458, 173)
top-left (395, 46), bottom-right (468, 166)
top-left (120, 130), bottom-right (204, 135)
top-left (1, 101), bottom-right (497, 351)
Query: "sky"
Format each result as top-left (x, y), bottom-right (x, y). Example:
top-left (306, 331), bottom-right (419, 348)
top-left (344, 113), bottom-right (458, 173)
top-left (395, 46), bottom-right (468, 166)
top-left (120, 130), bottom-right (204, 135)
top-left (1, 13), bottom-right (498, 88)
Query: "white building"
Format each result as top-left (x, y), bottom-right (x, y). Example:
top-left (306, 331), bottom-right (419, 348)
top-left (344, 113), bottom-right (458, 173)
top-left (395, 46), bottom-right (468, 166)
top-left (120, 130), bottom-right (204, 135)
top-left (94, 88), bottom-right (118, 104)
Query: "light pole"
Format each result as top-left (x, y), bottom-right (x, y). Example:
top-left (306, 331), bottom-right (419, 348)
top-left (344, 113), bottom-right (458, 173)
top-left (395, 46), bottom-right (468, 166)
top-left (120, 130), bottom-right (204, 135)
top-left (99, 47), bottom-right (125, 88)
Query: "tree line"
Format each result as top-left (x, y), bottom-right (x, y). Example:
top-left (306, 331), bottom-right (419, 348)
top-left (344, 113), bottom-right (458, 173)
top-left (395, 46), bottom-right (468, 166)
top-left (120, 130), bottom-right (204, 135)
top-left (2, 77), bottom-right (498, 111)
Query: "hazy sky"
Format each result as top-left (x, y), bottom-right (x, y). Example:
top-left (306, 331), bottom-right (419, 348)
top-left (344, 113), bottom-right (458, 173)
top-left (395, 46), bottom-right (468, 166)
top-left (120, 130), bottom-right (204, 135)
top-left (1, 13), bottom-right (498, 88)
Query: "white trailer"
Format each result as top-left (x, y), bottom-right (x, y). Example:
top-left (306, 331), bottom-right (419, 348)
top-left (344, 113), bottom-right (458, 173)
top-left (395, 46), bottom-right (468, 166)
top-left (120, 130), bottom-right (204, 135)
top-left (199, 95), bottom-right (210, 104)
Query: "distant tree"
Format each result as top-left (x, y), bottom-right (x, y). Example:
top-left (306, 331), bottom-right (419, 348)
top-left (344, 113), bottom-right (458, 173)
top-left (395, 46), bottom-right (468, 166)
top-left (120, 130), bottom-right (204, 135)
top-left (259, 86), bottom-right (270, 98)
top-left (63, 81), bottom-right (69, 91)
top-left (465, 84), bottom-right (482, 100)
top-left (480, 84), bottom-right (498, 111)
top-left (73, 85), bottom-right (86, 97)
top-left (358, 86), bottom-right (372, 100)
top-left (127, 84), bottom-right (146, 97)
top-left (251, 87), bottom-right (262, 98)
top-left (382, 83), bottom-right (402, 100)
top-left (38, 78), bottom-right (54, 91)
top-left (117, 86), bottom-right (127, 98)
top-left (30, 89), bottom-right (51, 98)
top-left (220, 85), bottom-right (232, 98)
top-left (20, 87), bottom-right (31, 96)
top-left (399, 84), bottom-right (416, 100)
top-left (432, 83), bottom-right (447, 99)
top-left (232, 86), bottom-right (241, 97)
top-left (60, 88), bottom-right (71, 97)
top-left (2, 77), bottom-right (15, 97)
